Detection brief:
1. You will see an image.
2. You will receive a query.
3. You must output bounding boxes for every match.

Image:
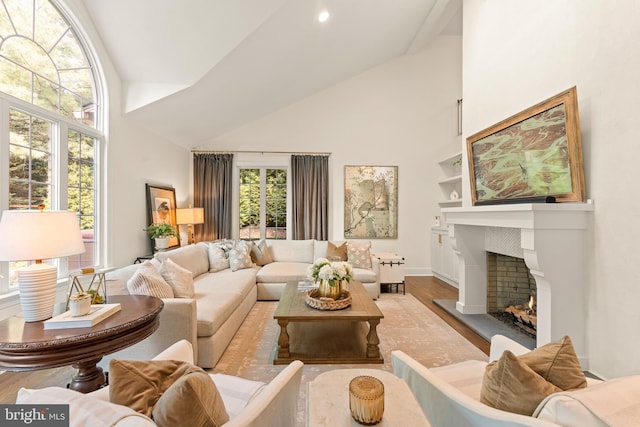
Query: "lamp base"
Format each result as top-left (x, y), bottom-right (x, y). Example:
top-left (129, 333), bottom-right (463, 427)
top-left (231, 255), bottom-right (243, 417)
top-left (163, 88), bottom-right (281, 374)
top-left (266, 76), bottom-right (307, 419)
top-left (18, 263), bottom-right (57, 322)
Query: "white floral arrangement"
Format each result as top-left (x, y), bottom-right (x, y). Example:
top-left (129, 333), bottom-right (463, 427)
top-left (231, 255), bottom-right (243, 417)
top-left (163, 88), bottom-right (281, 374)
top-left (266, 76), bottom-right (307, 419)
top-left (307, 258), bottom-right (353, 287)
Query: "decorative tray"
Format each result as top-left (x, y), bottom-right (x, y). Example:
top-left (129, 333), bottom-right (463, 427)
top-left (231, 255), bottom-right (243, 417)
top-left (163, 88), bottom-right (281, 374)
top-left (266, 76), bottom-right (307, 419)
top-left (305, 289), bottom-right (352, 310)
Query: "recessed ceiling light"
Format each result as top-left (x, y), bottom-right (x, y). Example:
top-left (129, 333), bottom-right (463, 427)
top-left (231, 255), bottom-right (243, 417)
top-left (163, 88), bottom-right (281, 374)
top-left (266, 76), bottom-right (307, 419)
top-left (318, 10), bottom-right (330, 23)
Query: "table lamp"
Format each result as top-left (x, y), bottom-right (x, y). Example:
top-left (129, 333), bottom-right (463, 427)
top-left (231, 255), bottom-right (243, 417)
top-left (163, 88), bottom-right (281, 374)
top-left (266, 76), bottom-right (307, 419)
top-left (0, 208), bottom-right (85, 322)
top-left (176, 206), bottom-right (204, 245)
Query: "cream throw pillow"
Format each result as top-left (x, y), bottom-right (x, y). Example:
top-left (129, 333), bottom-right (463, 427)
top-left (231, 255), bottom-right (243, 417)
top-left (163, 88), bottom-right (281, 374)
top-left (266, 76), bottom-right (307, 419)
top-left (347, 241), bottom-right (372, 269)
top-left (229, 240), bottom-right (253, 271)
top-left (205, 243), bottom-right (230, 272)
top-left (127, 261), bottom-right (174, 298)
top-left (159, 258), bottom-right (195, 298)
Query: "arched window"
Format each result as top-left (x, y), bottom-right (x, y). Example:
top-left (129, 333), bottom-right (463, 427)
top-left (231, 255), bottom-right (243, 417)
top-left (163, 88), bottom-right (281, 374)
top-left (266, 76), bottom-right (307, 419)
top-left (0, 0), bottom-right (104, 294)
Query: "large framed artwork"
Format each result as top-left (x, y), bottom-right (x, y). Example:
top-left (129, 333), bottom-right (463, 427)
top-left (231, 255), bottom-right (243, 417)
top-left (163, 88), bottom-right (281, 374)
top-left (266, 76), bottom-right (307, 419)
top-left (344, 165), bottom-right (398, 239)
top-left (145, 184), bottom-right (180, 249)
top-left (467, 86), bottom-right (585, 205)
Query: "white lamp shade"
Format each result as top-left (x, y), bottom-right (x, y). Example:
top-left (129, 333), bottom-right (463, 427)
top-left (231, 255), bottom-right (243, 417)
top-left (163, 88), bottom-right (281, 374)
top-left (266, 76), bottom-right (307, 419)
top-left (176, 207), bottom-right (204, 225)
top-left (0, 210), bottom-right (85, 261)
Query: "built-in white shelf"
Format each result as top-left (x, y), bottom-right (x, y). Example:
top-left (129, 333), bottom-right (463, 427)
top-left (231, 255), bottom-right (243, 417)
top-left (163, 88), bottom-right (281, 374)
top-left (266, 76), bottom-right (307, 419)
top-left (438, 151), bottom-right (463, 166)
top-left (438, 199), bottom-right (462, 207)
top-left (438, 174), bottom-right (462, 185)
top-left (437, 151), bottom-right (463, 207)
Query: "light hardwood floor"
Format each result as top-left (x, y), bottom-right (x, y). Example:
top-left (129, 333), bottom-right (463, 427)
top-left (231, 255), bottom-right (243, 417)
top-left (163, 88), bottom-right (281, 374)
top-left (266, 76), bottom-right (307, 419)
top-left (0, 276), bottom-right (488, 404)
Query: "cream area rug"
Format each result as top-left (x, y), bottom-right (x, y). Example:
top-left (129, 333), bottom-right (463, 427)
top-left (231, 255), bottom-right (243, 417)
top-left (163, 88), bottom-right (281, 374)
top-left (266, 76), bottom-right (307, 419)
top-left (212, 293), bottom-right (488, 426)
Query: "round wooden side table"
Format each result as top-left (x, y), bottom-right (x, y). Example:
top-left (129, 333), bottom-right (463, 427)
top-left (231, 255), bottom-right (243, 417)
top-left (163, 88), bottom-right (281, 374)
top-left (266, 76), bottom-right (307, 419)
top-left (0, 295), bottom-right (163, 393)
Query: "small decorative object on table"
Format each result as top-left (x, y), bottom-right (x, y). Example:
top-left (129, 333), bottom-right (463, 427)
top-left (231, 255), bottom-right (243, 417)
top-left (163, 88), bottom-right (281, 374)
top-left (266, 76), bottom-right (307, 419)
top-left (66, 268), bottom-right (109, 310)
top-left (306, 258), bottom-right (353, 299)
top-left (68, 292), bottom-right (91, 317)
top-left (349, 375), bottom-right (384, 425)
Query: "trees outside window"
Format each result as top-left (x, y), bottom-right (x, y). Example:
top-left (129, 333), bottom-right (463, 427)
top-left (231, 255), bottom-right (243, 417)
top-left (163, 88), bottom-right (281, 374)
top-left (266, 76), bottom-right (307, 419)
top-left (239, 168), bottom-right (287, 240)
top-left (0, 0), bottom-right (103, 293)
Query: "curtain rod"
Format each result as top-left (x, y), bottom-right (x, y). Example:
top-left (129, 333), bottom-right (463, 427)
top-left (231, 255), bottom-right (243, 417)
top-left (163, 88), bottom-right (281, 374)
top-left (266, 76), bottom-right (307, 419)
top-left (191, 149), bottom-right (331, 156)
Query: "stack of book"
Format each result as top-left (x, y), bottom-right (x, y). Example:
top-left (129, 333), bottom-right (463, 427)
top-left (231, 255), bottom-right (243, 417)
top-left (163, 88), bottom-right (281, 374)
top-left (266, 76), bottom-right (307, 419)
top-left (43, 303), bottom-right (121, 330)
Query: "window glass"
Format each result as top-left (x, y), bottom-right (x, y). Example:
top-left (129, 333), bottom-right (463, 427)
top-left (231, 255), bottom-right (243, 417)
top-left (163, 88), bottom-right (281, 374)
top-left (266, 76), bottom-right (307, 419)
top-left (0, 0), bottom-right (102, 294)
top-left (239, 168), bottom-right (287, 240)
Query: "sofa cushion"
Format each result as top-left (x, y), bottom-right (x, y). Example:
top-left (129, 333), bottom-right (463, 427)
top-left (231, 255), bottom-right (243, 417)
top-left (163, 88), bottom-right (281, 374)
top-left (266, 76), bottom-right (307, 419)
top-left (155, 244), bottom-right (209, 278)
top-left (109, 359), bottom-right (228, 426)
top-left (159, 258), bottom-right (195, 298)
top-left (127, 261), bottom-right (174, 298)
top-left (17, 387), bottom-right (155, 427)
top-left (229, 240), bottom-right (254, 271)
top-left (351, 267), bottom-right (377, 283)
top-left (256, 262), bottom-right (310, 283)
top-left (268, 239), bottom-right (314, 263)
top-left (193, 268), bottom-right (258, 337)
top-left (347, 241), bottom-right (372, 269)
top-left (200, 242), bottom-right (230, 272)
top-left (211, 373), bottom-right (266, 419)
top-left (431, 359), bottom-right (488, 401)
top-left (481, 350), bottom-right (561, 416)
top-left (519, 335), bottom-right (587, 391)
top-left (250, 240), bottom-right (273, 266)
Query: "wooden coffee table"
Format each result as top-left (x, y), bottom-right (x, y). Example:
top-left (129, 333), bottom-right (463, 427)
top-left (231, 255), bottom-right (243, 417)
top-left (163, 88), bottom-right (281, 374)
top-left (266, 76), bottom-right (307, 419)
top-left (273, 281), bottom-right (384, 365)
top-left (0, 295), bottom-right (163, 393)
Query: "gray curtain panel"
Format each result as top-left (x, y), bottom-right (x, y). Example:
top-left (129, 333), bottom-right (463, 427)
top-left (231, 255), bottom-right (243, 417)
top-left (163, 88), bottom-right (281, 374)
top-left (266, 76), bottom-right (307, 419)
top-left (291, 155), bottom-right (329, 240)
top-left (193, 153), bottom-right (234, 241)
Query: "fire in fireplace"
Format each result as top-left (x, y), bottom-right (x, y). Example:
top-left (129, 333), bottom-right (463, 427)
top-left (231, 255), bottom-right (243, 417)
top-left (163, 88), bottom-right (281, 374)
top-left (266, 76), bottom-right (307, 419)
top-left (486, 252), bottom-right (537, 339)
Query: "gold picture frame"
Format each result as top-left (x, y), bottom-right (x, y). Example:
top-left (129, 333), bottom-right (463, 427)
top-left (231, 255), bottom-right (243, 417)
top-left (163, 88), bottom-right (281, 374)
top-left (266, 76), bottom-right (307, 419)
top-left (145, 184), bottom-right (180, 249)
top-left (467, 87), bottom-right (585, 205)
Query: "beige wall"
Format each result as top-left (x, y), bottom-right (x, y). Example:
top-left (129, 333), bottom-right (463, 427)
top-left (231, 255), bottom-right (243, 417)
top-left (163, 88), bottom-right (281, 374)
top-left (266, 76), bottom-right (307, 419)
top-left (463, 0), bottom-right (640, 378)
top-left (197, 36), bottom-right (463, 275)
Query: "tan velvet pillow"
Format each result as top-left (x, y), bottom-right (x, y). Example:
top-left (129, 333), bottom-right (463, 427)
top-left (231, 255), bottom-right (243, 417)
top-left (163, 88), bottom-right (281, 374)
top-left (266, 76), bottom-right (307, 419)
top-left (518, 335), bottom-right (587, 390)
top-left (327, 241), bottom-right (347, 261)
top-left (109, 359), bottom-right (229, 427)
top-left (152, 370), bottom-right (229, 427)
top-left (250, 240), bottom-right (273, 266)
top-left (481, 350), bottom-right (561, 416)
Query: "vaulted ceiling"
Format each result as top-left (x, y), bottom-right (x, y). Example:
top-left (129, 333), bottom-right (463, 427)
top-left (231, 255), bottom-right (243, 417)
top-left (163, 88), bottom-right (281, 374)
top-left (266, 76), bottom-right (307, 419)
top-left (82, 0), bottom-right (461, 148)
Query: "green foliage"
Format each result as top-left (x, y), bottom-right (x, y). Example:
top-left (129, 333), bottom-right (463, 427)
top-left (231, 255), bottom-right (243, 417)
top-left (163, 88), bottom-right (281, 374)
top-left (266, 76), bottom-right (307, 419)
top-left (145, 223), bottom-right (177, 239)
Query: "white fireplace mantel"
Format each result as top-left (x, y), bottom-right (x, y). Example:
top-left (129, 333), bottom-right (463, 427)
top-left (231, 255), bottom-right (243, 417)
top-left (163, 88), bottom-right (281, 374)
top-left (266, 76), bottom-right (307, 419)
top-left (441, 202), bottom-right (594, 367)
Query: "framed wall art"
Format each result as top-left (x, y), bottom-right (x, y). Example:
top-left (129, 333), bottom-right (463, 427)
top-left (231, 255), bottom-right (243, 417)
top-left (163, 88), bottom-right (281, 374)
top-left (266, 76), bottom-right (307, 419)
top-left (145, 184), bottom-right (180, 249)
top-left (467, 86), bottom-right (585, 205)
top-left (344, 165), bottom-right (398, 239)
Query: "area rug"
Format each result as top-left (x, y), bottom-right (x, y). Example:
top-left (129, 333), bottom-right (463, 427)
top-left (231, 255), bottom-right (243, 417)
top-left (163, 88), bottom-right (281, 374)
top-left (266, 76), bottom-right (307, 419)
top-left (212, 293), bottom-right (487, 426)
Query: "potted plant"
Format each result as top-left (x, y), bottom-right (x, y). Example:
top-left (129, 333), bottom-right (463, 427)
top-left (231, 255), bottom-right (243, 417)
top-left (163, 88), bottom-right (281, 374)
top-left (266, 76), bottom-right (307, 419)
top-left (145, 223), bottom-right (177, 250)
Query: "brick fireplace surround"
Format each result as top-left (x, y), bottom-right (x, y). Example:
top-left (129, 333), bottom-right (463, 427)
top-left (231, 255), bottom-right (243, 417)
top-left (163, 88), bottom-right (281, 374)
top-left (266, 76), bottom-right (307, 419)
top-left (442, 203), bottom-right (593, 367)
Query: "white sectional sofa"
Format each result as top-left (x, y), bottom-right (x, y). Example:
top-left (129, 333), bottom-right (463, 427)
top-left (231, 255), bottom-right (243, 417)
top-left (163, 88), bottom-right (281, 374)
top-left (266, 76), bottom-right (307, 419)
top-left (103, 239), bottom-right (380, 369)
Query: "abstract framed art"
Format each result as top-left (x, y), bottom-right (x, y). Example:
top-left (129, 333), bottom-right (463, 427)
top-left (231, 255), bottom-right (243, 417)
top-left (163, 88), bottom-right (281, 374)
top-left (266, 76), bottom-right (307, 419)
top-left (145, 184), bottom-right (180, 249)
top-left (467, 87), bottom-right (585, 205)
top-left (344, 165), bottom-right (398, 238)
